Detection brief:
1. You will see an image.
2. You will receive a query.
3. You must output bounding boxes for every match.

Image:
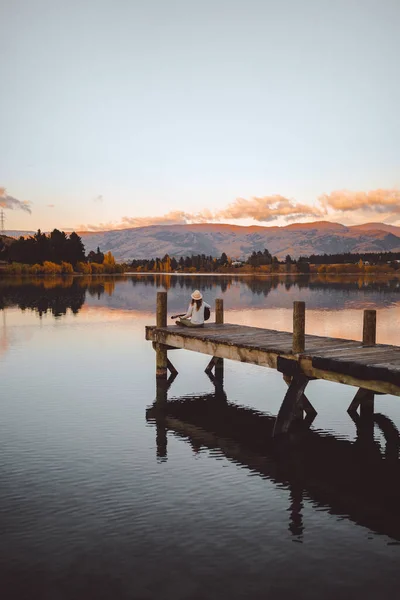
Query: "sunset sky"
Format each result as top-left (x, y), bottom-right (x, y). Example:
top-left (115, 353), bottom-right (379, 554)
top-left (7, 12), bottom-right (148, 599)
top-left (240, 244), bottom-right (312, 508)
top-left (1, 0), bottom-right (399, 232)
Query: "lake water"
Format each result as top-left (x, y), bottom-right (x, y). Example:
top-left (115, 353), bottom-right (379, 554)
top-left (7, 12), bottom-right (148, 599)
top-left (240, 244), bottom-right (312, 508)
top-left (1, 274), bottom-right (400, 599)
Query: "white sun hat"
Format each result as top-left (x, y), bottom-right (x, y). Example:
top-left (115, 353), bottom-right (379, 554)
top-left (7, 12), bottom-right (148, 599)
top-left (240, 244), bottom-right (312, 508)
top-left (191, 290), bottom-right (203, 300)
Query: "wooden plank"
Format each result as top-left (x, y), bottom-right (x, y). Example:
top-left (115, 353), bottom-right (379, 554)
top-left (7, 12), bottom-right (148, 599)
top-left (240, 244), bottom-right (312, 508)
top-left (150, 327), bottom-right (295, 355)
top-left (312, 344), bottom-right (398, 357)
top-left (311, 355), bottom-right (400, 383)
top-left (300, 357), bottom-right (400, 396)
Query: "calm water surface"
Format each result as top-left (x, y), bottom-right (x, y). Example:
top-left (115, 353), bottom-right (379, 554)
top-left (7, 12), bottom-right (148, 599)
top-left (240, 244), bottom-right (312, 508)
top-left (1, 274), bottom-right (400, 599)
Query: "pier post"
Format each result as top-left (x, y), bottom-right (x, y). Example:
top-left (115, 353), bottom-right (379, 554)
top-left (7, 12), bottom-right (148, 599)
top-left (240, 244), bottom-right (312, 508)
top-left (156, 291), bottom-right (168, 379)
top-left (213, 298), bottom-right (224, 386)
top-left (363, 309), bottom-right (376, 346)
top-left (293, 301), bottom-right (305, 354)
top-left (215, 298), bottom-right (224, 324)
top-left (214, 357), bottom-right (224, 386)
top-left (155, 381), bottom-right (168, 460)
top-left (348, 387), bottom-right (375, 425)
top-left (273, 374), bottom-right (310, 437)
top-left (359, 390), bottom-right (375, 420)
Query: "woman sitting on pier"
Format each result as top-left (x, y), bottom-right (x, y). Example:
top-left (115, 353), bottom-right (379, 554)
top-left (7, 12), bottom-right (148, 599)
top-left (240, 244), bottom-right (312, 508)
top-left (172, 290), bottom-right (211, 327)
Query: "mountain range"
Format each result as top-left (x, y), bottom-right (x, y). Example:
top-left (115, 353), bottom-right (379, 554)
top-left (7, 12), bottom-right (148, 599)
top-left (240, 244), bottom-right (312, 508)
top-left (5, 221), bottom-right (400, 261)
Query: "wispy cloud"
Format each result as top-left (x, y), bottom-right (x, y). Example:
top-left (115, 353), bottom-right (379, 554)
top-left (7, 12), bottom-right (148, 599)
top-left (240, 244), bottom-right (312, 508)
top-left (121, 211), bottom-right (192, 228)
top-left (120, 210), bottom-right (213, 228)
top-left (78, 221), bottom-right (120, 232)
top-left (217, 195), bottom-right (323, 222)
top-left (320, 189), bottom-right (400, 214)
top-left (0, 187), bottom-right (32, 213)
top-left (79, 210), bottom-right (212, 231)
top-left (47, 204), bottom-right (55, 208)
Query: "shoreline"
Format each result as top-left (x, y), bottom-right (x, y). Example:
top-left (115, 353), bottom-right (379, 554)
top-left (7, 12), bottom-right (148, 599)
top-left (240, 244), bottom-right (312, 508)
top-left (2, 270), bottom-right (400, 280)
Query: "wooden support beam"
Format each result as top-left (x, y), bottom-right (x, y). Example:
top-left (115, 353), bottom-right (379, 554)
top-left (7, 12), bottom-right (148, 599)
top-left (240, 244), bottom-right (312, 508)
top-left (156, 377), bottom-right (168, 403)
top-left (214, 357), bottom-right (224, 386)
top-left (153, 342), bottom-right (179, 351)
top-left (278, 356), bottom-right (302, 378)
top-left (282, 373), bottom-right (317, 423)
top-left (360, 389), bottom-right (374, 420)
top-left (302, 396), bottom-right (317, 419)
top-left (205, 356), bottom-right (224, 388)
top-left (347, 387), bottom-right (363, 413)
top-left (167, 358), bottom-right (178, 376)
top-left (166, 372), bottom-right (177, 391)
top-left (156, 291), bottom-right (168, 378)
top-left (205, 356), bottom-right (217, 374)
top-left (273, 375), bottom-right (310, 437)
top-left (156, 343), bottom-right (168, 378)
top-left (347, 387), bottom-right (374, 418)
top-left (283, 374), bottom-right (292, 386)
top-left (293, 301), bottom-right (305, 354)
top-left (215, 298), bottom-right (224, 324)
top-left (363, 309), bottom-right (376, 347)
top-left (154, 380), bottom-right (168, 459)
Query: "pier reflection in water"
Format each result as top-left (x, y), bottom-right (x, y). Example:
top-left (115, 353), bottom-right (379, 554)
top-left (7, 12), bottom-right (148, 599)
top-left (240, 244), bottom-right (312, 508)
top-left (147, 375), bottom-right (400, 543)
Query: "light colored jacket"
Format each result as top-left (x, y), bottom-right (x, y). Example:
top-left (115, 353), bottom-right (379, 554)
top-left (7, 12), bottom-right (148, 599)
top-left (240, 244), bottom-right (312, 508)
top-left (182, 300), bottom-right (211, 325)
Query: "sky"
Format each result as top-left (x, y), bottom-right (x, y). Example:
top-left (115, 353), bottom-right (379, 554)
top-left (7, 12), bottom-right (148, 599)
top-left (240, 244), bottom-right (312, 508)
top-left (1, 0), bottom-right (399, 232)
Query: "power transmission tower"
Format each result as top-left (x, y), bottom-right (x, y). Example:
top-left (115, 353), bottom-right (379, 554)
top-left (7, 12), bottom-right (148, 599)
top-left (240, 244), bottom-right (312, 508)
top-left (0, 210), bottom-right (5, 236)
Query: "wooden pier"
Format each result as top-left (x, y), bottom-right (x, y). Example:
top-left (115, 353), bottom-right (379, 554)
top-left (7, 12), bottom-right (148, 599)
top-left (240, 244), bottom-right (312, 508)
top-left (146, 292), bottom-right (400, 436)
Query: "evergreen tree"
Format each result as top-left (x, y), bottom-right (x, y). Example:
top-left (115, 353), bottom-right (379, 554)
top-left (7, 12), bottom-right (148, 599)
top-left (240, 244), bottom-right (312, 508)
top-left (49, 229), bottom-right (67, 263)
top-left (67, 232), bottom-right (86, 266)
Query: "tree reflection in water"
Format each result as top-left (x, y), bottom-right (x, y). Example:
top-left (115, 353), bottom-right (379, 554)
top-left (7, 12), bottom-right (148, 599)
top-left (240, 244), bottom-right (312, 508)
top-left (0, 276), bottom-right (125, 317)
top-left (1, 273), bottom-right (400, 318)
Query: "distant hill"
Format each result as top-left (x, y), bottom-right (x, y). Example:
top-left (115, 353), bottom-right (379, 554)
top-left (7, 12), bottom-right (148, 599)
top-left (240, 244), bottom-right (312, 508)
top-left (5, 221), bottom-right (400, 261)
top-left (78, 221), bottom-right (400, 261)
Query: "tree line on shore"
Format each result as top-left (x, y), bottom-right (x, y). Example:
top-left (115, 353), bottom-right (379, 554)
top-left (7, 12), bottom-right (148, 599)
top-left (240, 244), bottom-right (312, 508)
top-left (2, 229), bottom-right (400, 276)
top-left (130, 250), bottom-right (311, 273)
top-left (0, 229), bottom-right (123, 274)
top-left (129, 249), bottom-right (400, 274)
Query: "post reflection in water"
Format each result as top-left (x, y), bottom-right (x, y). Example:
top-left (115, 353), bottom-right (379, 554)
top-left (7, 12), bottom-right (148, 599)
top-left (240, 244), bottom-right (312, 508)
top-left (147, 376), bottom-right (400, 543)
